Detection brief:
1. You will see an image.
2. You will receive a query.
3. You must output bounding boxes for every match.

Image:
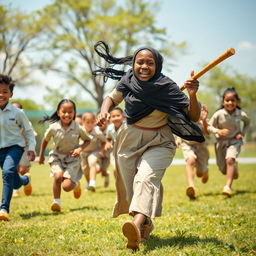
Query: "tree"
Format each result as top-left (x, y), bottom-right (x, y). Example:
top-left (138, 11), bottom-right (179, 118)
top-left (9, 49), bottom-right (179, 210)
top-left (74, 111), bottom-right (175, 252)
top-left (38, 0), bottom-right (186, 108)
top-left (43, 86), bottom-right (97, 110)
top-left (10, 98), bottom-right (43, 110)
top-left (0, 5), bottom-right (44, 86)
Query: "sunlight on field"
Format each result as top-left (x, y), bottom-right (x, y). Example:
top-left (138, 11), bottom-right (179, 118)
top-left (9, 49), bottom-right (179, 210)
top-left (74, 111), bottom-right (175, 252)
top-left (0, 158), bottom-right (255, 255)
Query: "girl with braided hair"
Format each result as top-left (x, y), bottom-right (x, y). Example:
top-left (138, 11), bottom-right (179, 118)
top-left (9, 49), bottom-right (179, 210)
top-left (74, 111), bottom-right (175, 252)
top-left (94, 41), bottom-right (203, 250)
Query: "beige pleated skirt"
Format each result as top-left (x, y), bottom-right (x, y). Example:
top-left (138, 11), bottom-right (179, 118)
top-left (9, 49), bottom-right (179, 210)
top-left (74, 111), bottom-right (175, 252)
top-left (112, 123), bottom-right (176, 218)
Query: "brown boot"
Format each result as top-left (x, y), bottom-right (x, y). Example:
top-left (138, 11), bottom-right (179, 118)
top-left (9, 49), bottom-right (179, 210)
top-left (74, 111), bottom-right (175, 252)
top-left (141, 218), bottom-right (154, 241)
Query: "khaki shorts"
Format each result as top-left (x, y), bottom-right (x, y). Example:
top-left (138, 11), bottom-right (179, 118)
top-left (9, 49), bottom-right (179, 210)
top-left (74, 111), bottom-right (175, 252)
top-left (215, 139), bottom-right (243, 173)
top-left (48, 151), bottom-right (82, 183)
top-left (80, 151), bottom-right (100, 176)
top-left (98, 150), bottom-right (111, 171)
top-left (181, 141), bottom-right (209, 172)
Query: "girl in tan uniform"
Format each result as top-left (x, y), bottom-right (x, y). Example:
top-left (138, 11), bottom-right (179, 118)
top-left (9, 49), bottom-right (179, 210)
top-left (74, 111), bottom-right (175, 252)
top-left (80, 112), bottom-right (106, 192)
top-left (38, 99), bottom-right (90, 212)
top-left (207, 88), bottom-right (250, 196)
top-left (94, 41), bottom-right (203, 250)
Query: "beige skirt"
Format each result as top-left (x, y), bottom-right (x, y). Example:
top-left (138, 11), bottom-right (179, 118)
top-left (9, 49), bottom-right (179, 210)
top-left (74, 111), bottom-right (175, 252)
top-left (48, 151), bottom-right (83, 183)
top-left (113, 123), bottom-right (176, 218)
top-left (215, 138), bottom-right (243, 173)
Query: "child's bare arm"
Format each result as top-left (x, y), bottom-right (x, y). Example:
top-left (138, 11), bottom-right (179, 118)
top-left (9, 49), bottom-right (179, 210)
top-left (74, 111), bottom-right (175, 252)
top-left (70, 140), bottom-right (90, 157)
top-left (200, 108), bottom-right (209, 135)
top-left (38, 138), bottom-right (48, 164)
top-left (105, 139), bottom-right (113, 151)
top-left (216, 129), bottom-right (230, 136)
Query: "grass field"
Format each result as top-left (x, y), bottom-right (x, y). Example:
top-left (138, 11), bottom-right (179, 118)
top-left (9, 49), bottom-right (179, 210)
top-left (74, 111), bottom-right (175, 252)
top-left (0, 154), bottom-right (256, 255)
top-left (175, 142), bottom-right (256, 158)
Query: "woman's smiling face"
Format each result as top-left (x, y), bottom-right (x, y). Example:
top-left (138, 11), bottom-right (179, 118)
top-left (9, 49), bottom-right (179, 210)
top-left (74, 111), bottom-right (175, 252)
top-left (133, 50), bottom-right (156, 82)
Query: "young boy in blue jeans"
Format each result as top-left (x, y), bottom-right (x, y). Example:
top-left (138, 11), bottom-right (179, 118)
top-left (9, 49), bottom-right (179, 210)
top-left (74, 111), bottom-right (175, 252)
top-left (0, 74), bottom-right (36, 221)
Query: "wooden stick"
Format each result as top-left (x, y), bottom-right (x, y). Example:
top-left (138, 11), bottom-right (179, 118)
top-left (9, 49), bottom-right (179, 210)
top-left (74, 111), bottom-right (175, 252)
top-left (180, 48), bottom-right (235, 91)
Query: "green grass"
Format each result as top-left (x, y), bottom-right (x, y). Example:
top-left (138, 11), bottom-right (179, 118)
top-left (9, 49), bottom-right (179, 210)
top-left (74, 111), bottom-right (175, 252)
top-left (175, 142), bottom-right (256, 158)
top-left (0, 159), bottom-right (256, 255)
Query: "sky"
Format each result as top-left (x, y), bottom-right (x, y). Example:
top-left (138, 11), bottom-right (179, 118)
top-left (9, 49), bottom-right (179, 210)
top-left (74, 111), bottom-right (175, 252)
top-left (2, 0), bottom-right (256, 105)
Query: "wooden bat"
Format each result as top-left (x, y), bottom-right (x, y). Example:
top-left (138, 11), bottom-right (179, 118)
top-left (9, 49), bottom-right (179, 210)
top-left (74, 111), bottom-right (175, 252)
top-left (180, 48), bottom-right (235, 91)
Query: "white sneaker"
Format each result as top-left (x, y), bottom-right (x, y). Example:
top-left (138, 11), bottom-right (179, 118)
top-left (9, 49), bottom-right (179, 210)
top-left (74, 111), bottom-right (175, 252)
top-left (222, 185), bottom-right (232, 196)
top-left (0, 209), bottom-right (10, 221)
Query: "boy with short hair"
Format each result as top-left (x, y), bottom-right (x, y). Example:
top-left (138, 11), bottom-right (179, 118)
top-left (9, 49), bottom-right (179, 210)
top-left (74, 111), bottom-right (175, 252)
top-left (0, 74), bottom-right (36, 221)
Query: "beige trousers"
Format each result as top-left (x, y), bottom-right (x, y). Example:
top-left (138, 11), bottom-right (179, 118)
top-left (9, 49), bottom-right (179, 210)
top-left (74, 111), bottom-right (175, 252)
top-left (113, 123), bottom-right (176, 218)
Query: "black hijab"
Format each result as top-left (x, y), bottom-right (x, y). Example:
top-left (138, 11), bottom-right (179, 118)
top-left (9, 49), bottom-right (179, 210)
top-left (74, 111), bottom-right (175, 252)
top-left (116, 47), bottom-right (205, 142)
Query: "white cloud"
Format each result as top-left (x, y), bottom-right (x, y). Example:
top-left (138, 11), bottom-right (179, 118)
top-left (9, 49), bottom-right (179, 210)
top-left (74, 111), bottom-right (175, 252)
top-left (238, 41), bottom-right (256, 50)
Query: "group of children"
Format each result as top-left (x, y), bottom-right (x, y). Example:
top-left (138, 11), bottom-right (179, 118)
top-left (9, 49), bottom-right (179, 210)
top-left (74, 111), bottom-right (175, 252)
top-left (0, 74), bottom-right (126, 219)
top-left (37, 102), bottom-right (125, 212)
top-left (94, 42), bottom-right (250, 250)
top-left (0, 49), bottom-right (250, 251)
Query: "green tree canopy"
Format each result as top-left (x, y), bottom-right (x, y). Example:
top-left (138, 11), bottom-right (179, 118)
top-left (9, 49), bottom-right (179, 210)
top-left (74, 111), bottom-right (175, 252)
top-left (0, 5), bottom-right (44, 85)
top-left (38, 0), bottom-right (186, 108)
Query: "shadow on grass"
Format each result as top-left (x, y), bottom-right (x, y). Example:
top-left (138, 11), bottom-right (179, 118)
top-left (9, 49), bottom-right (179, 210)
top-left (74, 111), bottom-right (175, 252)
top-left (199, 190), bottom-right (255, 198)
top-left (20, 211), bottom-right (64, 219)
top-left (198, 191), bottom-right (224, 197)
top-left (20, 205), bottom-right (102, 219)
top-left (69, 205), bottom-right (102, 212)
top-left (233, 189), bottom-right (256, 196)
top-left (95, 189), bottom-right (116, 194)
top-left (143, 234), bottom-right (226, 253)
top-left (29, 193), bottom-right (52, 197)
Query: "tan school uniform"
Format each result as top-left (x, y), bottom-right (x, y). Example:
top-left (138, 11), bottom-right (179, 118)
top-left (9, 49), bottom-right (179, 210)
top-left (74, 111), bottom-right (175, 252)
top-left (207, 108), bottom-right (250, 173)
top-left (95, 126), bottom-right (111, 172)
top-left (181, 121), bottom-right (209, 173)
top-left (110, 89), bottom-right (176, 218)
top-left (80, 127), bottom-right (106, 176)
top-left (106, 122), bottom-right (124, 171)
top-left (44, 120), bottom-right (90, 182)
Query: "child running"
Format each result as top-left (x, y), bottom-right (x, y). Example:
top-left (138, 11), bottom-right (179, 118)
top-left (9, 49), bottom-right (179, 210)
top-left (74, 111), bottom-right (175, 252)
top-left (94, 41), bottom-right (203, 250)
top-left (38, 99), bottom-right (90, 212)
top-left (178, 104), bottom-right (210, 199)
top-left (11, 101), bottom-right (37, 197)
top-left (105, 107), bottom-right (125, 177)
top-left (95, 114), bottom-right (111, 188)
top-left (207, 88), bottom-right (250, 196)
top-left (0, 75), bottom-right (36, 221)
top-left (80, 112), bottom-right (106, 192)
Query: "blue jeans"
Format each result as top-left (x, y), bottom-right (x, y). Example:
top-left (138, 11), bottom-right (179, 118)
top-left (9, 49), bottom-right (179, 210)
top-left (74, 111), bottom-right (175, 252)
top-left (0, 145), bottom-right (29, 213)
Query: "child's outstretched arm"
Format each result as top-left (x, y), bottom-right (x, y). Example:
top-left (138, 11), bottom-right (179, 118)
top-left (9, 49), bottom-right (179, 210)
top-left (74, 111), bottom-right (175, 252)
top-left (70, 140), bottom-right (90, 157)
top-left (235, 112), bottom-right (250, 140)
top-left (200, 106), bottom-right (209, 135)
top-left (38, 138), bottom-right (48, 164)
